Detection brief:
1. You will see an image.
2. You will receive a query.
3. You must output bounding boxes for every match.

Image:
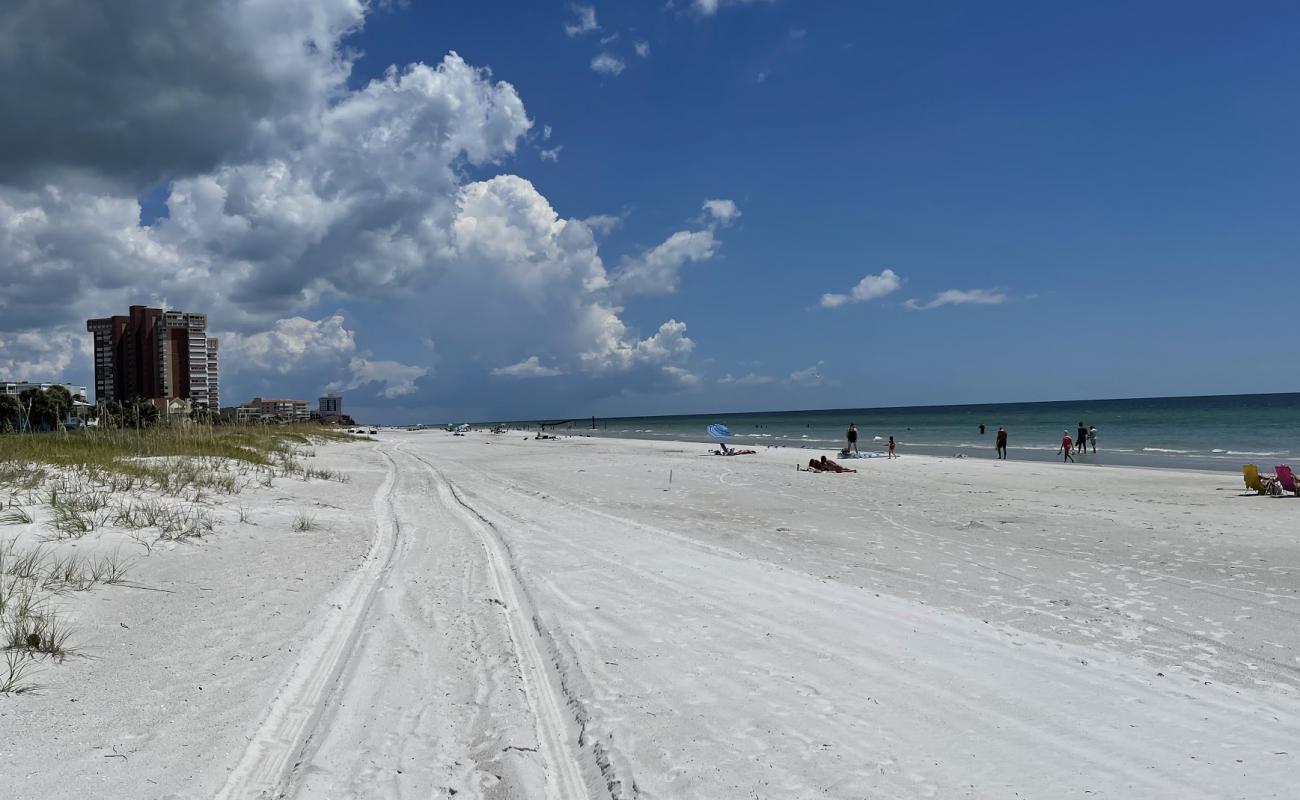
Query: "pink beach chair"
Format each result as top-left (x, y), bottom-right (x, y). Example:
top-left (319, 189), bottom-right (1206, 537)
top-left (1275, 465), bottom-right (1298, 496)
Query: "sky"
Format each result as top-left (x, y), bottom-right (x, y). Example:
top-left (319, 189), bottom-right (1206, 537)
top-left (1, 0), bottom-right (1298, 424)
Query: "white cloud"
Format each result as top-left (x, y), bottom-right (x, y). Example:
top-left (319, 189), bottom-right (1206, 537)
top-left (611, 228), bottom-right (719, 297)
top-left (691, 0), bottom-right (774, 17)
top-left (788, 361), bottom-right (825, 385)
top-left (0, 9), bottom-right (729, 412)
top-left (820, 269), bottom-right (902, 309)
top-left (543, 124), bottom-right (553, 140)
top-left (591, 53), bottom-right (626, 76)
top-left (0, 327), bottom-right (87, 381)
top-left (326, 356), bottom-right (428, 399)
top-left (634, 40), bottom-right (651, 58)
top-left (580, 317), bottom-right (694, 373)
top-left (600, 33), bottom-right (621, 45)
top-left (904, 288), bottom-right (1008, 311)
top-left (564, 4), bottom-right (600, 37)
top-left (702, 198), bottom-right (741, 226)
top-left (582, 214), bottom-right (622, 235)
top-left (491, 356), bottom-right (564, 378)
top-left (540, 145), bottom-right (563, 162)
top-left (221, 315), bottom-right (356, 374)
top-left (662, 365), bottom-right (702, 387)
top-left (718, 372), bottom-right (772, 386)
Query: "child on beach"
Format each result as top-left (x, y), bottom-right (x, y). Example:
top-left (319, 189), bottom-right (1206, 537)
top-left (1060, 431), bottom-right (1075, 462)
top-left (888, 436), bottom-right (897, 458)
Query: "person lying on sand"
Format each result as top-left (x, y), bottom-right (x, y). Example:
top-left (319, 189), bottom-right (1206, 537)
top-left (713, 446), bottom-right (756, 456)
top-left (801, 456), bottom-right (856, 473)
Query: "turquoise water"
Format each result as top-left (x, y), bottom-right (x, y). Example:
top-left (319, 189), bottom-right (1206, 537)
top-left (532, 393), bottom-right (1300, 472)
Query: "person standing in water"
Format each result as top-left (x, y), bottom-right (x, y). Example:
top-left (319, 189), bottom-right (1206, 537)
top-left (1060, 430), bottom-right (1075, 462)
top-left (846, 423), bottom-right (859, 455)
top-left (887, 435), bottom-right (897, 458)
top-left (995, 426), bottom-right (1008, 459)
top-left (1076, 422), bottom-right (1088, 454)
top-left (979, 423), bottom-right (986, 435)
top-left (1088, 425), bottom-right (1098, 454)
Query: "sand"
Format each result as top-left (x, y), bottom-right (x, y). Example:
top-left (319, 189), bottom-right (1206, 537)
top-left (2, 433), bottom-right (1297, 799)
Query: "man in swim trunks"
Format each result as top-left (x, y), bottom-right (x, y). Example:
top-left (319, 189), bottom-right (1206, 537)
top-left (846, 423), bottom-right (859, 455)
top-left (996, 426), bottom-right (1008, 459)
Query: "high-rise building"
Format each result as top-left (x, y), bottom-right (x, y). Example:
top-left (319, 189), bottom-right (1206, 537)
top-left (206, 338), bottom-right (220, 410)
top-left (86, 305), bottom-right (220, 409)
top-left (319, 394), bottom-right (342, 415)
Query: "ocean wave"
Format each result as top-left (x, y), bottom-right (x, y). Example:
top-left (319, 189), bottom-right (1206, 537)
top-left (1225, 451), bottom-right (1285, 457)
top-left (1142, 447), bottom-right (1192, 454)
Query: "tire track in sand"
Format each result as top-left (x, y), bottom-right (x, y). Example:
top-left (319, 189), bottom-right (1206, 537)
top-left (214, 443), bottom-right (402, 800)
top-left (410, 452), bottom-right (598, 800)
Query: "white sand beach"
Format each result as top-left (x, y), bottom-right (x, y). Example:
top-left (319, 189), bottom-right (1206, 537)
top-left (3, 432), bottom-right (1298, 799)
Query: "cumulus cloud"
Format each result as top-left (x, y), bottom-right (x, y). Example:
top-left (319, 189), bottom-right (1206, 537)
top-left (820, 269), bottom-right (902, 309)
top-left (220, 315), bottom-right (356, 374)
top-left (691, 0), bottom-right (774, 17)
top-left (0, 0), bottom-right (365, 189)
top-left (702, 198), bottom-right (741, 225)
top-left (662, 365), bottom-right (702, 387)
top-left (326, 356), bottom-right (427, 399)
top-left (904, 288), bottom-right (1008, 311)
top-left (582, 214), bottom-right (622, 235)
top-left (718, 372), bottom-right (772, 386)
top-left (611, 229), bottom-right (719, 297)
top-left (564, 4), bottom-right (600, 37)
top-left (591, 53), bottom-right (626, 76)
top-left (0, 327), bottom-right (87, 381)
top-left (491, 356), bottom-right (564, 379)
top-left (0, 4), bottom-right (728, 414)
top-left (788, 361), bottom-right (825, 385)
top-left (634, 40), bottom-right (651, 58)
top-left (540, 145), bottom-right (563, 162)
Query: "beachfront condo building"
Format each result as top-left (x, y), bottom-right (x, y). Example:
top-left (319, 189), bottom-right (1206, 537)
top-left (240, 397), bottom-right (311, 423)
top-left (86, 305), bottom-right (220, 409)
top-left (319, 394), bottom-right (343, 415)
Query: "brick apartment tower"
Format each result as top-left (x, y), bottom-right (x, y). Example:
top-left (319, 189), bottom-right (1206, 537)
top-left (86, 305), bottom-right (220, 409)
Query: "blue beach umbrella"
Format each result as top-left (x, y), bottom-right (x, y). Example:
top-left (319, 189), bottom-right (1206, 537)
top-left (707, 423), bottom-right (732, 439)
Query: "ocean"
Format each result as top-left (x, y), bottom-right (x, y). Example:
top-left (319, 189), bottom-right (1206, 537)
top-left (529, 393), bottom-right (1300, 472)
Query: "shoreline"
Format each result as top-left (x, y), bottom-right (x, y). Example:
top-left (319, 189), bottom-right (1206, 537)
top-left (475, 427), bottom-right (1272, 475)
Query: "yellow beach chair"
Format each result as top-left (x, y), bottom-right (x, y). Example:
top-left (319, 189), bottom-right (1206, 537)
top-left (1243, 464), bottom-right (1266, 494)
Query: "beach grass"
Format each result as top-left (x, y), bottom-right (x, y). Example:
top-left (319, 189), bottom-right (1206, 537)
top-left (0, 424), bottom-right (353, 474)
top-left (1, 650), bottom-right (38, 694)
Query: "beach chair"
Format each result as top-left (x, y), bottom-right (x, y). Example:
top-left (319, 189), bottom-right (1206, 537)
top-left (1243, 465), bottom-right (1266, 494)
top-left (1276, 465), bottom-right (1299, 496)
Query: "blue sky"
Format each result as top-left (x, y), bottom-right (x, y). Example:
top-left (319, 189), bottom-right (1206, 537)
top-left (1, 1), bottom-right (1297, 422)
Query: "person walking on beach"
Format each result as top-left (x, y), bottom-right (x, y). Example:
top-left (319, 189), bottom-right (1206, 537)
top-left (887, 435), bottom-right (897, 458)
top-left (1088, 425), bottom-right (1098, 454)
top-left (1060, 430), bottom-right (1075, 462)
top-left (846, 423), bottom-right (859, 455)
top-left (1076, 422), bottom-right (1088, 454)
top-left (995, 426), bottom-right (1008, 459)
